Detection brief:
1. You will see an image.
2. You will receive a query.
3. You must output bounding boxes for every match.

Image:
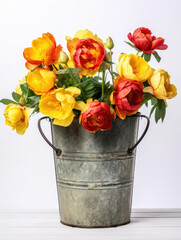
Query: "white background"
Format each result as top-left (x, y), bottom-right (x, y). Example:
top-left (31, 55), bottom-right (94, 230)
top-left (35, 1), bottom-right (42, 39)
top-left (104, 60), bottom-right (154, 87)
top-left (0, 0), bottom-right (180, 211)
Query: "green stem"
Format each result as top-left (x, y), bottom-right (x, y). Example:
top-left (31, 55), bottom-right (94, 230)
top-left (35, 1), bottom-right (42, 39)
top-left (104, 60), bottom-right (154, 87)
top-left (66, 63), bottom-right (78, 84)
top-left (136, 51), bottom-right (140, 55)
top-left (108, 68), bottom-right (114, 83)
top-left (109, 50), bottom-right (113, 71)
top-left (109, 50), bottom-right (114, 83)
top-left (66, 64), bottom-right (87, 102)
top-left (101, 71), bottom-right (105, 101)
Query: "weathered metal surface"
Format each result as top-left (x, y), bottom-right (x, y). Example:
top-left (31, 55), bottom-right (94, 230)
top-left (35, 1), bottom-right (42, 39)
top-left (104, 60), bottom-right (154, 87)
top-left (51, 115), bottom-right (140, 227)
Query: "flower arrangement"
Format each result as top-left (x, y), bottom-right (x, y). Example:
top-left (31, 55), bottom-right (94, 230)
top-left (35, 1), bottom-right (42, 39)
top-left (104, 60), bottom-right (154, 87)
top-left (0, 28), bottom-right (177, 134)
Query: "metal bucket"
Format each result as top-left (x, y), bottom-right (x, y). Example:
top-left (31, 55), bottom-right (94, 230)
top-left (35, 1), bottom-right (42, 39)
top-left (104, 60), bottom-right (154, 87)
top-left (38, 113), bottom-right (149, 228)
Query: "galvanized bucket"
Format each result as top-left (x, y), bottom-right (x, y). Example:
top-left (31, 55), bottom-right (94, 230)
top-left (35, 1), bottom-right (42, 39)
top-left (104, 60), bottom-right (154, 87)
top-left (38, 113), bottom-right (149, 228)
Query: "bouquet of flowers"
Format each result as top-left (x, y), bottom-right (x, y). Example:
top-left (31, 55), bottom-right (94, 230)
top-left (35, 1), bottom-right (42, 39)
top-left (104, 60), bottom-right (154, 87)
top-left (0, 28), bottom-right (177, 135)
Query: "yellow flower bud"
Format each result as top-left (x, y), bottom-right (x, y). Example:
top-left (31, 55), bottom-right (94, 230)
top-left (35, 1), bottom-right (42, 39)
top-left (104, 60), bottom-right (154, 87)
top-left (19, 97), bottom-right (25, 105)
top-left (59, 51), bottom-right (69, 64)
top-left (106, 37), bottom-right (114, 50)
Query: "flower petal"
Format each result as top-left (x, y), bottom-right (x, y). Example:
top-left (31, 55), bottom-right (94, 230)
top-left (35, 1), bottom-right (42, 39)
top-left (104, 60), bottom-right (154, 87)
top-left (53, 113), bottom-right (75, 127)
top-left (74, 101), bottom-right (85, 110)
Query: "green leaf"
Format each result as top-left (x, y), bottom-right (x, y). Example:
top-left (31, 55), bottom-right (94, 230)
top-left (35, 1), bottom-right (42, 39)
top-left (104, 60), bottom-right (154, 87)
top-left (149, 105), bottom-right (156, 117)
top-left (20, 83), bottom-right (29, 98)
top-left (112, 72), bottom-right (119, 77)
top-left (26, 95), bottom-right (41, 108)
top-left (143, 53), bottom-right (151, 62)
top-left (12, 92), bottom-right (21, 102)
top-left (124, 41), bottom-right (140, 52)
top-left (71, 68), bottom-right (81, 83)
top-left (155, 100), bottom-right (166, 123)
top-left (56, 68), bottom-right (80, 75)
top-left (151, 96), bottom-right (158, 105)
top-left (56, 75), bottom-right (71, 88)
top-left (153, 51), bottom-right (161, 62)
top-left (141, 93), bottom-right (152, 107)
top-left (56, 68), bottom-right (81, 84)
top-left (30, 105), bottom-right (39, 116)
top-left (94, 76), bottom-right (102, 81)
top-left (0, 99), bottom-right (17, 105)
top-left (78, 77), bottom-right (102, 100)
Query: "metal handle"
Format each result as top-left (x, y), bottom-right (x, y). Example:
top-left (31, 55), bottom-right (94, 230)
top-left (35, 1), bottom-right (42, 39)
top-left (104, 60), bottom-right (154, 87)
top-left (38, 116), bottom-right (62, 156)
top-left (127, 114), bottom-right (150, 155)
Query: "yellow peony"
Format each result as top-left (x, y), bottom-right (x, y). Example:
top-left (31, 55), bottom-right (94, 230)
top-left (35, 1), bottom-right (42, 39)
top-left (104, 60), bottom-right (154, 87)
top-left (66, 29), bottom-right (104, 44)
top-left (39, 87), bottom-right (84, 127)
top-left (26, 68), bottom-right (56, 95)
top-left (4, 104), bottom-right (30, 135)
top-left (16, 77), bottom-right (26, 95)
top-left (147, 69), bottom-right (177, 99)
top-left (116, 54), bottom-right (153, 82)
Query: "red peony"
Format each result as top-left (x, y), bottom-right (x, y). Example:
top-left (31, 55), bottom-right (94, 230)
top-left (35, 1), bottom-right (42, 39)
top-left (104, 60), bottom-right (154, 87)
top-left (110, 77), bottom-right (144, 120)
top-left (79, 100), bottom-right (116, 133)
top-left (128, 27), bottom-right (168, 54)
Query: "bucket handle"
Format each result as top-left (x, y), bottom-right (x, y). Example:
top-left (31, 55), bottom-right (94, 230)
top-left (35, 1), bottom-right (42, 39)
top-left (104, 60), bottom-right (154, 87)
top-left (38, 116), bottom-right (62, 156)
top-left (38, 115), bottom-right (149, 157)
top-left (127, 114), bottom-right (150, 155)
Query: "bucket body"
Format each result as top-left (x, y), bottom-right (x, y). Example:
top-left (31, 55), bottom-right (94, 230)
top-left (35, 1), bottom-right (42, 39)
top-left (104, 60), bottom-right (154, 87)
top-left (51, 115), bottom-right (140, 227)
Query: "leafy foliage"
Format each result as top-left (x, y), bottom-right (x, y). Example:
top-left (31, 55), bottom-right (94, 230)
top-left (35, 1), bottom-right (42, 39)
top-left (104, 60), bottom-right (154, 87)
top-left (12, 92), bottom-right (21, 102)
top-left (56, 68), bottom-right (81, 83)
top-left (0, 99), bottom-right (17, 105)
top-left (78, 76), bottom-right (102, 100)
top-left (26, 95), bottom-right (41, 108)
top-left (141, 93), bottom-right (153, 107)
top-left (141, 93), bottom-right (166, 123)
top-left (152, 99), bottom-right (166, 123)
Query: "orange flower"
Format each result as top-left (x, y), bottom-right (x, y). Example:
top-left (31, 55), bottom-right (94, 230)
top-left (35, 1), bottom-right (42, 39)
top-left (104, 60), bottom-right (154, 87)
top-left (23, 33), bottom-right (62, 70)
top-left (79, 99), bottom-right (116, 133)
top-left (110, 77), bottom-right (144, 120)
top-left (66, 30), bottom-right (105, 76)
top-left (26, 68), bottom-right (56, 95)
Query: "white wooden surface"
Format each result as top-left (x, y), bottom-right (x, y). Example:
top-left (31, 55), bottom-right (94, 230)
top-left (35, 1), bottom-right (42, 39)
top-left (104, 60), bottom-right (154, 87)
top-left (0, 209), bottom-right (181, 240)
